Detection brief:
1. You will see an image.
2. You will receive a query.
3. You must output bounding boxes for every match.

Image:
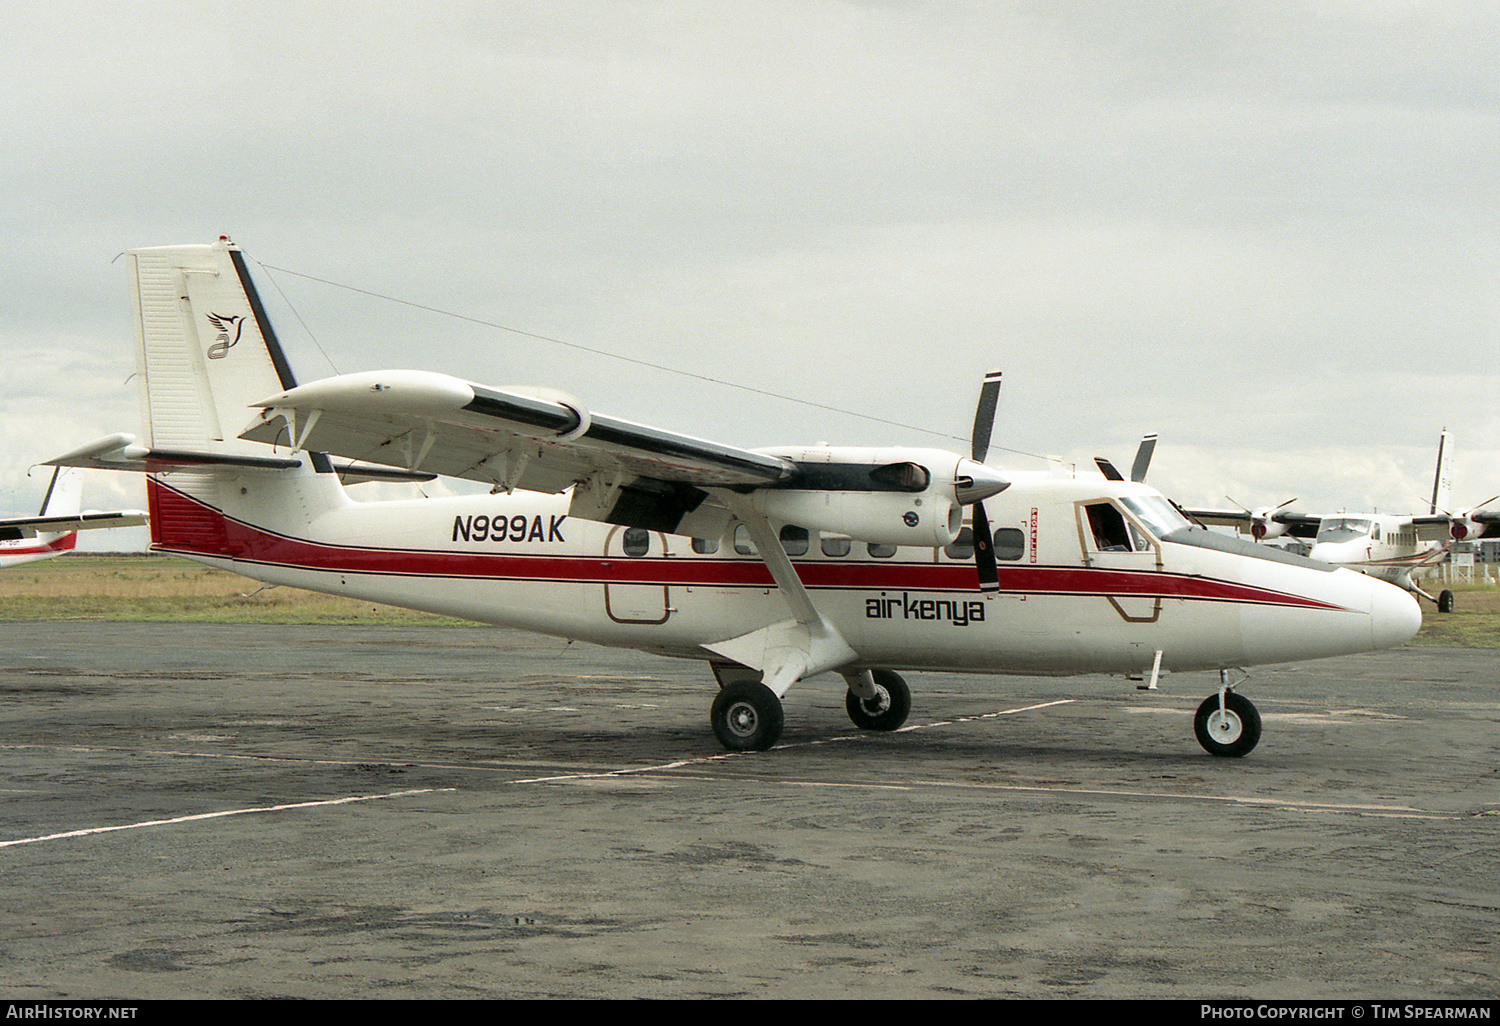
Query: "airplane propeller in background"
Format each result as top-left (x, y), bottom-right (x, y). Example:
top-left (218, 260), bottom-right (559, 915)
top-left (1221, 496), bottom-right (1300, 540)
top-left (1095, 433), bottom-right (1158, 484)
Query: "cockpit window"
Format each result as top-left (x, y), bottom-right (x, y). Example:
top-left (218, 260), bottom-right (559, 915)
top-left (1317, 517), bottom-right (1372, 543)
top-left (1084, 501), bottom-right (1156, 553)
top-left (1084, 502), bottom-right (1135, 551)
top-left (1119, 494), bottom-right (1192, 539)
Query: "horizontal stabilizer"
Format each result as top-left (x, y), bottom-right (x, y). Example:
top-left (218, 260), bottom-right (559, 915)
top-left (46, 434), bottom-right (302, 474)
top-left (0, 509), bottom-right (148, 541)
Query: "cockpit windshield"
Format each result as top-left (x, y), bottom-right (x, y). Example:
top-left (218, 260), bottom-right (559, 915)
top-left (1316, 517), bottom-right (1372, 543)
top-left (1119, 494), bottom-right (1193, 540)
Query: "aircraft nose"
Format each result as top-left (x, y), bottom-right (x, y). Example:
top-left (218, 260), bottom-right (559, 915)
top-left (1369, 579), bottom-right (1422, 649)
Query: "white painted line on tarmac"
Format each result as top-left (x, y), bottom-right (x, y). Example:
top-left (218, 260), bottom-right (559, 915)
top-left (0, 788), bottom-right (455, 849)
top-left (512, 699), bottom-right (1079, 783)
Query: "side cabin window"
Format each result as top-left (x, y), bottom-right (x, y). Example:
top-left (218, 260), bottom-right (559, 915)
top-left (821, 535), bottom-right (852, 557)
top-left (779, 525), bottom-right (809, 556)
top-left (945, 526), bottom-right (1025, 562)
top-left (867, 542), bottom-right (897, 558)
top-left (944, 527), bottom-right (974, 561)
top-left (995, 527), bottom-right (1024, 561)
top-left (622, 527), bottom-right (650, 556)
top-left (691, 536), bottom-right (719, 555)
top-left (731, 524), bottom-right (810, 556)
top-left (733, 524), bottom-right (756, 555)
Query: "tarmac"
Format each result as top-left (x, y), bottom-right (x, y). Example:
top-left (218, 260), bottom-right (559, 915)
top-left (0, 621), bottom-right (1496, 1000)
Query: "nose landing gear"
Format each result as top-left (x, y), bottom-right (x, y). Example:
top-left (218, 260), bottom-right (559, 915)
top-left (1193, 676), bottom-right (1262, 758)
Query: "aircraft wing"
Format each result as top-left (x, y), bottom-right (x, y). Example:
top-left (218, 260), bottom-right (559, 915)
top-left (237, 369), bottom-right (798, 533)
top-left (1412, 508), bottom-right (1500, 542)
top-left (1178, 506), bottom-right (1323, 539)
top-left (0, 510), bottom-right (147, 541)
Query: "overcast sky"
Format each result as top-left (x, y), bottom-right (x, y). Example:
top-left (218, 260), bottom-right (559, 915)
top-left (2, 1), bottom-right (1497, 551)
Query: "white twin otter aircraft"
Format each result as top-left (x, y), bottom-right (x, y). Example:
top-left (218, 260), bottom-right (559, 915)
top-left (0, 467), bottom-right (146, 568)
top-left (48, 239), bottom-right (1421, 757)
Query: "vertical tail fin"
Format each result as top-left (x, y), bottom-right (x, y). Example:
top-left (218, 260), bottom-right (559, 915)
top-left (126, 239), bottom-right (348, 556)
top-left (128, 237), bottom-right (299, 455)
top-left (1430, 429), bottom-right (1453, 515)
top-left (37, 466), bottom-right (83, 519)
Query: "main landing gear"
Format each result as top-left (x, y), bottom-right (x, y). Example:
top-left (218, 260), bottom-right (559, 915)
top-left (709, 669), bottom-right (914, 752)
top-left (1413, 581), bottom-right (1456, 613)
top-left (1192, 676), bottom-right (1262, 758)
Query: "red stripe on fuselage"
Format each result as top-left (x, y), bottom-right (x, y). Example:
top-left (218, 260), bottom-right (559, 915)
top-left (146, 479), bottom-right (1346, 611)
top-left (0, 534), bottom-right (76, 557)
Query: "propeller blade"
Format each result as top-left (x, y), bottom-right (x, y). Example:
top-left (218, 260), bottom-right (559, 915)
top-left (972, 501), bottom-right (999, 593)
top-left (971, 370), bottom-right (1002, 463)
top-left (1130, 433), bottom-right (1157, 483)
top-left (1095, 457), bottom-right (1124, 481)
top-left (968, 371), bottom-right (1003, 592)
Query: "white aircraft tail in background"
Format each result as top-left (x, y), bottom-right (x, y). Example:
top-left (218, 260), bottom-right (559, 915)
top-left (0, 467), bottom-right (147, 568)
top-left (49, 238), bottom-right (1423, 757)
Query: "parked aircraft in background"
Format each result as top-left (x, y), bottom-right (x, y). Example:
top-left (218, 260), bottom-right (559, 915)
top-left (1180, 431), bottom-right (1499, 612)
top-left (49, 239), bottom-right (1421, 757)
top-left (0, 468), bottom-right (148, 569)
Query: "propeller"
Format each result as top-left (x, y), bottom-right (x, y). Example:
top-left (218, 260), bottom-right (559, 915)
top-left (1095, 433), bottom-right (1157, 483)
top-left (1129, 434), bottom-right (1157, 483)
top-left (1226, 495), bottom-right (1298, 541)
top-left (968, 371), bottom-right (1003, 592)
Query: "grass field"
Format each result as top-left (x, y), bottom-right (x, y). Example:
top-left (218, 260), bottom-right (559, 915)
top-left (0, 554), bottom-right (464, 625)
top-left (1, 553), bottom-right (1497, 646)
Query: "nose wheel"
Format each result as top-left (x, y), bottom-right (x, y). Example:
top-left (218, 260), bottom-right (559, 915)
top-left (845, 669), bottom-right (912, 732)
top-left (1193, 689), bottom-right (1262, 757)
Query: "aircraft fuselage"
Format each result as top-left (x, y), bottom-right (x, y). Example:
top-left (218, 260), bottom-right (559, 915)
top-left (146, 467), bottom-right (1420, 681)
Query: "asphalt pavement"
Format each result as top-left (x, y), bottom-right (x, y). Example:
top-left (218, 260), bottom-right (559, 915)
top-left (1, 622), bottom-right (1496, 999)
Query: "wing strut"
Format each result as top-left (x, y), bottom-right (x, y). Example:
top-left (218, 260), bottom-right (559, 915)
top-left (702, 500), bottom-right (857, 698)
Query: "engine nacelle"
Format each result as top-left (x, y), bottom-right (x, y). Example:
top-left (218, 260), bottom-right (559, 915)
top-left (748, 489), bottom-right (963, 548)
top-left (1250, 509), bottom-right (1290, 541)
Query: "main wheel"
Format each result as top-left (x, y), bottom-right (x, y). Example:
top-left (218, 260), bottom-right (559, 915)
top-left (1193, 690), bottom-right (1262, 758)
top-left (846, 669), bottom-right (912, 731)
top-left (711, 680), bottom-right (784, 752)
top-left (1438, 589), bottom-right (1455, 613)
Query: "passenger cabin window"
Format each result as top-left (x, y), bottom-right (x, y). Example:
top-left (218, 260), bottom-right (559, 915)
top-left (944, 527), bottom-right (974, 561)
top-left (995, 527), bottom-right (1024, 561)
top-left (779, 525), bottom-right (809, 556)
top-left (821, 535), bottom-right (852, 557)
top-left (867, 542), bottom-right (897, 558)
top-left (948, 525), bottom-right (1025, 561)
top-left (622, 528), bottom-right (650, 556)
top-left (733, 524), bottom-right (756, 555)
top-left (691, 536), bottom-right (719, 555)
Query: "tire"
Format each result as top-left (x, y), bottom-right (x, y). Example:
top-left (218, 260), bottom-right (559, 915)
top-left (710, 680), bottom-right (784, 752)
top-left (1438, 590), bottom-right (1455, 614)
top-left (1193, 690), bottom-right (1262, 758)
top-left (845, 669), bottom-right (912, 732)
